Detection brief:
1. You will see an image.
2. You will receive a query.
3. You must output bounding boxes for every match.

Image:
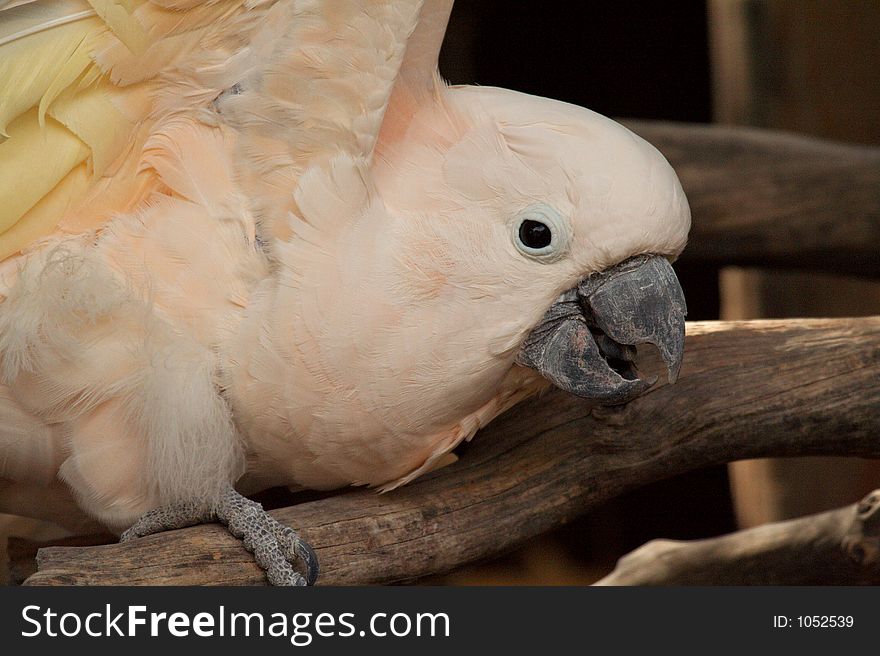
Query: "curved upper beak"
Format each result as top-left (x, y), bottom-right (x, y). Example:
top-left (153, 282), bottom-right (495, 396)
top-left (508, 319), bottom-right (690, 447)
top-left (516, 254), bottom-right (687, 404)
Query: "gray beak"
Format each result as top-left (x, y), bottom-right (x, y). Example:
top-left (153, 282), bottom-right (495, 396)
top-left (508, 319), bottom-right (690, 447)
top-left (516, 254), bottom-right (687, 404)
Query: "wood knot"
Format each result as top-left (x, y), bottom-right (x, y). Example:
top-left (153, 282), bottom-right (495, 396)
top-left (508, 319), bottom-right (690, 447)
top-left (844, 538), bottom-right (880, 567)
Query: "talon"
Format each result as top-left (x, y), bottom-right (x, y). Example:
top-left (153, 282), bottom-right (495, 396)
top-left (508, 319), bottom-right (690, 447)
top-left (293, 538), bottom-right (320, 586)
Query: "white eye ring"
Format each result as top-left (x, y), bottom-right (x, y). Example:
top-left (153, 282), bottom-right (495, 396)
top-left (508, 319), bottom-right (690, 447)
top-left (511, 204), bottom-right (570, 262)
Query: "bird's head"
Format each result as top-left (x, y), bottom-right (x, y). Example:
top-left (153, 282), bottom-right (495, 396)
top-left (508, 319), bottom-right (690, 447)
top-left (372, 84), bottom-right (690, 405)
top-left (231, 83), bottom-right (691, 492)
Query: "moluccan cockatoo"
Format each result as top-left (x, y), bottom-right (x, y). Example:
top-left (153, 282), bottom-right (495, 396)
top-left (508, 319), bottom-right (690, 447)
top-left (0, 0), bottom-right (689, 585)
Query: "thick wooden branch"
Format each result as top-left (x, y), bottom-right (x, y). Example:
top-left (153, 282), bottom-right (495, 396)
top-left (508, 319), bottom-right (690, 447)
top-left (24, 317), bottom-right (880, 585)
top-left (625, 121), bottom-right (880, 277)
top-left (595, 489), bottom-right (880, 585)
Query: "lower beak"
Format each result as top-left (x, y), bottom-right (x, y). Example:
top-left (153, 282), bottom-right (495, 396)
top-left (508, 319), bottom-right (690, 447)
top-left (516, 254), bottom-right (687, 404)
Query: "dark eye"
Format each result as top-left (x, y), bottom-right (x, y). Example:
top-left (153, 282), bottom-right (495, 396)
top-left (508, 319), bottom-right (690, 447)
top-left (518, 219), bottom-right (552, 249)
top-left (511, 205), bottom-right (569, 261)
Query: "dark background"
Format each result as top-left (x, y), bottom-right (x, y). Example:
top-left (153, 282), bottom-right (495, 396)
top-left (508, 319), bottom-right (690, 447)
top-left (440, 1), bottom-right (713, 123)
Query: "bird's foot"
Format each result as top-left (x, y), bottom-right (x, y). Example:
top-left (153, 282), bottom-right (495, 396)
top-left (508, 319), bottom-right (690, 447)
top-left (120, 486), bottom-right (318, 586)
top-left (215, 487), bottom-right (319, 586)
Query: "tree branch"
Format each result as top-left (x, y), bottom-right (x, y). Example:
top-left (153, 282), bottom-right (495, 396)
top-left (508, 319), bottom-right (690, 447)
top-left (595, 489), bottom-right (880, 585)
top-left (22, 317), bottom-right (880, 585)
top-left (625, 121), bottom-right (880, 277)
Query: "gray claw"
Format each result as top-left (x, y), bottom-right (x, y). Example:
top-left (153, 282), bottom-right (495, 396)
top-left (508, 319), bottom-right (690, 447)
top-left (216, 486), bottom-right (318, 586)
top-left (121, 487), bottom-right (319, 586)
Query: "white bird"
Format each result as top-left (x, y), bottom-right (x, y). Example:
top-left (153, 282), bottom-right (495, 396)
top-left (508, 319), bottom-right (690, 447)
top-left (0, 0), bottom-right (689, 584)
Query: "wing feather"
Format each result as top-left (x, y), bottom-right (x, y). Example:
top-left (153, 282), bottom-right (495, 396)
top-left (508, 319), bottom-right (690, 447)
top-left (216, 0), bottom-right (429, 238)
top-left (0, 0), bottom-right (251, 261)
top-left (0, 111), bottom-right (90, 233)
top-left (0, 0), bottom-right (453, 262)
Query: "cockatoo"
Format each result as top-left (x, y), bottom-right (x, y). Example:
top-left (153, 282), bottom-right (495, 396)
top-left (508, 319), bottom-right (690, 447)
top-left (0, 0), bottom-right (689, 585)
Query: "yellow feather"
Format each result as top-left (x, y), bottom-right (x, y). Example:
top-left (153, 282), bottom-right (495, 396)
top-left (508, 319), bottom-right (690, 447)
top-left (37, 30), bottom-right (102, 123)
top-left (0, 110), bottom-right (89, 234)
top-left (0, 16), bottom-right (104, 135)
top-left (0, 0), bottom-right (419, 267)
top-left (85, 0), bottom-right (150, 55)
top-left (49, 81), bottom-right (134, 178)
top-left (76, 64), bottom-right (105, 90)
top-left (0, 162), bottom-right (90, 261)
top-left (0, 0), bottom-right (93, 48)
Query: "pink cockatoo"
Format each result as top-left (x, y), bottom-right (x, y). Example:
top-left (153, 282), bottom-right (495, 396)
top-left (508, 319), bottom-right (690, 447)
top-left (0, 0), bottom-right (689, 585)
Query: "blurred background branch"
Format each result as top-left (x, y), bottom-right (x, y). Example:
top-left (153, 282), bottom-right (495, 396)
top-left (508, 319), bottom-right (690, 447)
top-left (596, 488), bottom-right (880, 585)
top-left (707, 0), bottom-right (880, 531)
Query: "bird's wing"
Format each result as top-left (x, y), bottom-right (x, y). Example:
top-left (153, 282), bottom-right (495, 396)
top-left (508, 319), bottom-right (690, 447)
top-left (0, 0), bottom-right (452, 261)
top-left (219, 0), bottom-right (451, 240)
top-left (0, 0), bottom-right (264, 262)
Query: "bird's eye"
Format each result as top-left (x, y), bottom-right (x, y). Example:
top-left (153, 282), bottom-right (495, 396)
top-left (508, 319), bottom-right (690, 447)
top-left (519, 220), bottom-right (552, 249)
top-left (512, 205), bottom-right (569, 261)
